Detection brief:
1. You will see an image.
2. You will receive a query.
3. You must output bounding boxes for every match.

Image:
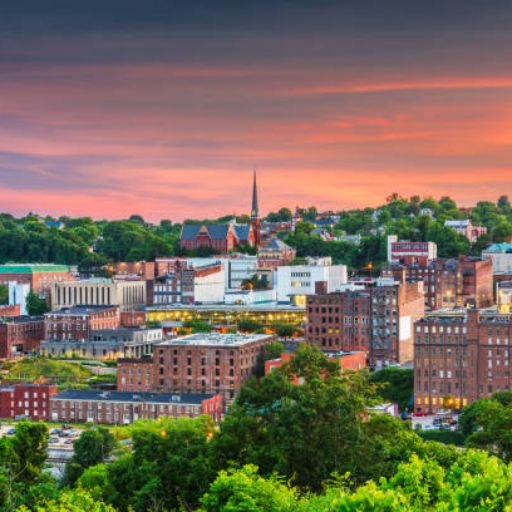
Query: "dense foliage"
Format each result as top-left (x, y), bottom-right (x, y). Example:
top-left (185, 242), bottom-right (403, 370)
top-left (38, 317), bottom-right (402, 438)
top-left (370, 368), bottom-right (414, 412)
top-left (6, 348), bottom-right (512, 511)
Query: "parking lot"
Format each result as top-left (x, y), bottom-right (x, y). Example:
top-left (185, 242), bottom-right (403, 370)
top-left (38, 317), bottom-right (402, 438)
top-left (411, 413), bottom-right (459, 431)
top-left (0, 424), bottom-right (83, 448)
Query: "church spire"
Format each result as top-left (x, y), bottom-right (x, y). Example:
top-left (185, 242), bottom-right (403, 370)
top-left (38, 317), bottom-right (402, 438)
top-left (251, 170), bottom-right (259, 218)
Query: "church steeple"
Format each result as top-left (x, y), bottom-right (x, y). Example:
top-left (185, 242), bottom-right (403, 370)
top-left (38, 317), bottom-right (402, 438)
top-left (250, 170), bottom-right (261, 246)
top-left (251, 170), bottom-right (259, 219)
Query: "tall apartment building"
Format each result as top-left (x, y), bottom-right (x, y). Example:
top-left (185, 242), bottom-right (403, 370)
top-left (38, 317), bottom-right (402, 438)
top-left (0, 264), bottom-right (73, 299)
top-left (51, 278), bottom-right (146, 310)
top-left (44, 305), bottom-right (120, 342)
top-left (414, 309), bottom-right (512, 414)
top-left (307, 277), bottom-right (425, 366)
top-left (387, 235), bottom-right (437, 265)
top-left (276, 258), bottom-right (348, 303)
top-left (382, 257), bottom-right (493, 310)
top-left (153, 262), bottom-right (225, 305)
top-left (0, 316), bottom-right (45, 359)
top-left (121, 333), bottom-right (274, 399)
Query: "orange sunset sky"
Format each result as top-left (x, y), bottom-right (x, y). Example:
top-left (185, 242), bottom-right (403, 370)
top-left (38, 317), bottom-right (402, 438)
top-left (1, 1), bottom-right (512, 221)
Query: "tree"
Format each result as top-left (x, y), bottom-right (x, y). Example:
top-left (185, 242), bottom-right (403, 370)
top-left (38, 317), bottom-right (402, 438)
top-left (0, 284), bottom-right (7, 305)
top-left (276, 324), bottom-right (295, 339)
top-left (238, 319), bottom-right (263, 333)
top-left (369, 369), bottom-right (413, 412)
top-left (183, 319), bottom-right (213, 333)
top-left (63, 428), bottom-right (116, 485)
top-left (26, 292), bottom-right (50, 316)
top-left (200, 465), bottom-right (299, 512)
top-left (498, 195), bottom-right (511, 211)
top-left (17, 488), bottom-right (116, 512)
top-left (263, 341), bottom-right (284, 362)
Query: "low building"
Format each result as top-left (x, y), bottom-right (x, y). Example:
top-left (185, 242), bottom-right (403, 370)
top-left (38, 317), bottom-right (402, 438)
top-left (0, 304), bottom-right (20, 318)
top-left (153, 262), bottom-right (225, 305)
top-left (0, 384), bottom-right (57, 420)
top-left (444, 219), bottom-right (487, 243)
top-left (0, 316), bottom-right (45, 359)
top-left (151, 333), bottom-right (274, 399)
top-left (276, 258), bottom-right (348, 303)
top-left (265, 350), bottom-right (367, 376)
top-left (146, 304), bottom-right (306, 330)
top-left (40, 327), bottom-right (162, 359)
top-left (0, 264), bottom-right (73, 299)
top-left (482, 243), bottom-right (512, 275)
top-left (51, 278), bottom-right (146, 311)
top-left (121, 310), bottom-right (146, 327)
top-left (50, 389), bottom-right (223, 424)
top-left (224, 289), bottom-right (277, 305)
top-left (111, 261), bottom-right (155, 280)
top-left (307, 277), bottom-right (425, 366)
top-left (44, 305), bottom-right (120, 342)
top-left (414, 308), bottom-right (512, 414)
top-left (387, 235), bottom-right (437, 265)
top-left (258, 238), bottom-right (296, 270)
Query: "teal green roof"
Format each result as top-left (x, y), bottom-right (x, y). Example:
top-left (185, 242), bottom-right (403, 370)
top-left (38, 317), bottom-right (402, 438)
top-left (484, 243), bottom-right (512, 253)
top-left (0, 264), bottom-right (70, 274)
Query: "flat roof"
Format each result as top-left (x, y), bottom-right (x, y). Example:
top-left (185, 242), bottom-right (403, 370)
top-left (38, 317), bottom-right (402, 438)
top-left (158, 333), bottom-right (273, 347)
top-left (48, 305), bottom-right (118, 315)
top-left (1, 315), bottom-right (44, 323)
top-left (52, 390), bottom-right (215, 405)
top-left (148, 304), bottom-right (305, 312)
top-left (0, 264), bottom-right (69, 274)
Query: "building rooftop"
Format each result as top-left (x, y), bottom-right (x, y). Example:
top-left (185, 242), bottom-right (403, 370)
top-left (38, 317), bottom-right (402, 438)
top-left (1, 315), bottom-right (44, 324)
top-left (148, 303), bottom-right (305, 312)
top-left (52, 390), bottom-right (216, 405)
top-left (0, 264), bottom-right (69, 274)
top-left (483, 243), bottom-right (512, 254)
top-left (158, 332), bottom-right (272, 347)
top-left (47, 305), bottom-right (118, 315)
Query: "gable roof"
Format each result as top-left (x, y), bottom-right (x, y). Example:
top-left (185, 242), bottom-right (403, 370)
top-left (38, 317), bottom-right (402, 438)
top-left (181, 223), bottom-right (233, 241)
top-left (234, 225), bottom-right (251, 242)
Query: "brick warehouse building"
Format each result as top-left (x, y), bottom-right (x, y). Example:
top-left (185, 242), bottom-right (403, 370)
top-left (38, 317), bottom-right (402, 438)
top-left (117, 356), bottom-right (153, 392)
top-left (119, 333), bottom-right (274, 400)
top-left (307, 278), bottom-right (425, 366)
top-left (0, 316), bottom-right (45, 359)
top-left (0, 384), bottom-right (57, 420)
top-left (44, 305), bottom-right (120, 342)
top-left (382, 256), bottom-right (493, 310)
top-left (0, 264), bottom-right (73, 299)
top-left (414, 309), bottom-right (512, 414)
top-left (50, 389), bottom-right (223, 424)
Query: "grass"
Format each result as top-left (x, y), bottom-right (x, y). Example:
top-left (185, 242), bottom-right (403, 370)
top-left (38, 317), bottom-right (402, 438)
top-left (1, 357), bottom-right (92, 385)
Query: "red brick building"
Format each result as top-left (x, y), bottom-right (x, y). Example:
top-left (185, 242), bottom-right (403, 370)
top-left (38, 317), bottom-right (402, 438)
top-left (120, 310), bottom-right (146, 327)
top-left (118, 356), bottom-right (154, 392)
top-left (180, 172), bottom-right (261, 254)
top-left (111, 261), bottom-right (155, 280)
top-left (414, 309), bottom-right (512, 414)
top-left (258, 238), bottom-right (297, 270)
top-left (382, 257), bottom-right (493, 310)
top-left (0, 316), bottom-right (45, 359)
top-left (307, 278), bottom-right (425, 366)
top-left (0, 304), bottom-right (21, 318)
top-left (50, 389), bottom-right (223, 424)
top-left (0, 384), bottom-right (57, 420)
top-left (149, 333), bottom-right (274, 400)
top-left (387, 236), bottom-right (437, 265)
top-left (265, 350), bottom-right (367, 378)
top-left (0, 264), bottom-right (73, 299)
top-left (44, 305), bottom-right (120, 342)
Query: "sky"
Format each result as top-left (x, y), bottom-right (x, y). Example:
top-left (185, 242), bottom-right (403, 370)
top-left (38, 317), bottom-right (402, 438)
top-left (1, 0), bottom-right (512, 221)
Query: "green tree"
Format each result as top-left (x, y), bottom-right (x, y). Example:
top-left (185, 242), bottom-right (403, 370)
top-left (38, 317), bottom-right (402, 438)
top-left (0, 284), bottom-right (8, 305)
top-left (276, 324), bottom-right (295, 339)
top-left (26, 292), bottom-right (49, 316)
top-left (63, 428), bottom-right (116, 485)
top-left (369, 369), bottom-right (413, 412)
top-left (200, 465), bottom-right (298, 512)
top-left (183, 319), bottom-right (213, 333)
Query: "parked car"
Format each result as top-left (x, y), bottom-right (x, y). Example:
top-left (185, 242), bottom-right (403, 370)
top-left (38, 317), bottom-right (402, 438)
top-left (6, 428), bottom-right (16, 435)
top-left (64, 439), bottom-right (74, 445)
top-left (49, 437), bottom-right (59, 444)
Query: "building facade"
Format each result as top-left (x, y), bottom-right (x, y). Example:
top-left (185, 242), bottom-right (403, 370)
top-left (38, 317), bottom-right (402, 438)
top-left (0, 384), bottom-right (57, 420)
top-left (50, 390), bottom-right (223, 424)
top-left (276, 260), bottom-right (348, 303)
top-left (482, 243), bottom-right (512, 276)
top-left (0, 316), bottom-right (45, 359)
top-left (382, 257), bottom-right (493, 310)
top-left (44, 305), bottom-right (120, 342)
top-left (258, 238), bottom-right (297, 270)
top-left (51, 278), bottom-right (146, 310)
top-left (444, 219), bottom-right (488, 243)
top-left (149, 333), bottom-right (274, 399)
top-left (387, 235), bottom-right (437, 265)
top-left (306, 278), bottom-right (425, 365)
top-left (414, 309), bottom-right (512, 414)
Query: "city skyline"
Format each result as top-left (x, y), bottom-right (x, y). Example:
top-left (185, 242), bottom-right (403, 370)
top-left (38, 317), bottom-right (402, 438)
top-left (1, 1), bottom-right (512, 221)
